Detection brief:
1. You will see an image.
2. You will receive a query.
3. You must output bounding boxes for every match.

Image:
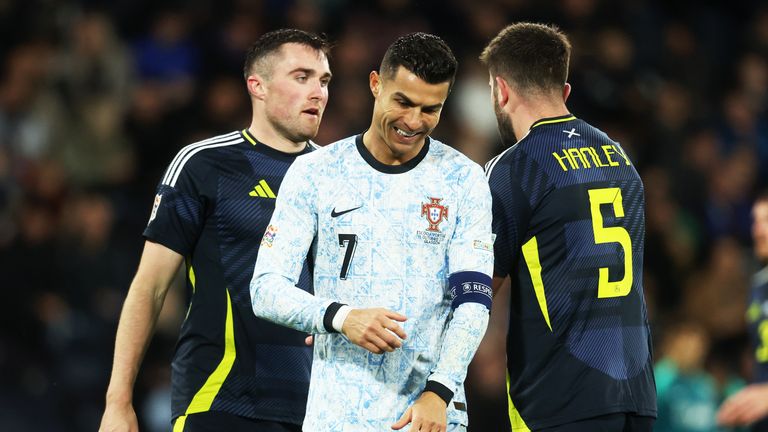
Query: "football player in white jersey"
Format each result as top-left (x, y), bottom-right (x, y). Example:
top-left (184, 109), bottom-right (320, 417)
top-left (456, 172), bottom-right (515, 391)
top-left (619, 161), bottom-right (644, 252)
top-left (250, 33), bottom-right (494, 432)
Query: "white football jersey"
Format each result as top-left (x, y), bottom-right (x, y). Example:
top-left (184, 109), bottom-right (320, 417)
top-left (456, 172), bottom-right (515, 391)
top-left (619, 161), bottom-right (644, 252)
top-left (251, 134), bottom-right (493, 431)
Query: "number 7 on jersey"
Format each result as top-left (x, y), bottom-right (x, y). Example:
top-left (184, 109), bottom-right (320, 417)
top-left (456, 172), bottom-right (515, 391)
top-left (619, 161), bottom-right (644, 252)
top-left (338, 234), bottom-right (357, 280)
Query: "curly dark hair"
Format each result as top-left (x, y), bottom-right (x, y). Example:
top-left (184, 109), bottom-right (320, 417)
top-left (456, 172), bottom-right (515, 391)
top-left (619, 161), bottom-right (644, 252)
top-left (379, 32), bottom-right (458, 90)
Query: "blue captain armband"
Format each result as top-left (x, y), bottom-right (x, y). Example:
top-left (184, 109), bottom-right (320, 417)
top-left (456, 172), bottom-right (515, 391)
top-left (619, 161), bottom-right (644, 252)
top-left (448, 271), bottom-right (493, 311)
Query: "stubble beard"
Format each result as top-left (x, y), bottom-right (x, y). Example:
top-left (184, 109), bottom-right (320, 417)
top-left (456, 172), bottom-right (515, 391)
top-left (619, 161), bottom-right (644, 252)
top-left (494, 100), bottom-right (517, 146)
top-left (270, 113), bottom-right (319, 144)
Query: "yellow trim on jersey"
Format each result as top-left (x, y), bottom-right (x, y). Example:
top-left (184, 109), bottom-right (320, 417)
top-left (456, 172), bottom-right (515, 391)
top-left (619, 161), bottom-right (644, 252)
top-left (531, 115), bottom-right (576, 129)
top-left (184, 263), bottom-right (196, 321)
top-left (188, 264), bottom-right (196, 294)
top-left (521, 236), bottom-right (552, 331)
top-left (242, 128), bottom-right (257, 145)
top-left (183, 288), bottom-right (237, 414)
top-left (173, 415), bottom-right (187, 432)
top-left (506, 370), bottom-right (531, 432)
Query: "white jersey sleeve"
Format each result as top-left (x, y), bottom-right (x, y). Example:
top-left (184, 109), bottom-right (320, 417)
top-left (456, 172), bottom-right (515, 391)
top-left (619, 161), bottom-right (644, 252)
top-left (427, 163), bottom-right (494, 397)
top-left (249, 154), bottom-right (334, 334)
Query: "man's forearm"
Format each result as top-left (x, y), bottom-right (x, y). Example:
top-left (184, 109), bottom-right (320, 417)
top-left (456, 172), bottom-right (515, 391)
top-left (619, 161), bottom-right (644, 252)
top-left (250, 273), bottom-right (337, 334)
top-left (426, 302), bottom-right (490, 402)
top-left (105, 279), bottom-right (168, 403)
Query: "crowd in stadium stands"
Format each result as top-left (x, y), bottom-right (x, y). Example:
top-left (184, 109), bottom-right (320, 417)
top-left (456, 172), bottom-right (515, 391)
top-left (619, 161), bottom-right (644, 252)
top-left (0, 0), bottom-right (766, 430)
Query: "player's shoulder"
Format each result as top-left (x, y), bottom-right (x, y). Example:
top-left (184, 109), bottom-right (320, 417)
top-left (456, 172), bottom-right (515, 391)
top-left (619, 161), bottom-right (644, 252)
top-left (295, 136), bottom-right (355, 171)
top-left (427, 137), bottom-right (484, 174)
top-left (484, 139), bottom-right (522, 181)
top-left (161, 130), bottom-right (244, 187)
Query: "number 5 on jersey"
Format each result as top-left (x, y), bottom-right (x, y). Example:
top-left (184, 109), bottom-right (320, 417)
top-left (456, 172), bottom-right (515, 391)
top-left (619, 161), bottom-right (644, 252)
top-left (588, 187), bottom-right (632, 298)
top-left (338, 234), bottom-right (358, 280)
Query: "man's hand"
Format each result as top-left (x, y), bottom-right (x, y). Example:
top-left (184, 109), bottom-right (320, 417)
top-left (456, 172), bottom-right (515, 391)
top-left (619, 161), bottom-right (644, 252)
top-left (341, 308), bottom-right (407, 354)
top-left (717, 383), bottom-right (768, 426)
top-left (391, 391), bottom-right (448, 431)
top-left (99, 400), bottom-right (138, 432)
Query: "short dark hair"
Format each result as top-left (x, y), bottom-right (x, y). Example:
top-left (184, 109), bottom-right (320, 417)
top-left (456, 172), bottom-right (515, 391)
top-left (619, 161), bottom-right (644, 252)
top-left (756, 190), bottom-right (768, 205)
top-left (380, 32), bottom-right (458, 90)
top-left (480, 22), bottom-right (571, 95)
top-left (243, 28), bottom-right (330, 79)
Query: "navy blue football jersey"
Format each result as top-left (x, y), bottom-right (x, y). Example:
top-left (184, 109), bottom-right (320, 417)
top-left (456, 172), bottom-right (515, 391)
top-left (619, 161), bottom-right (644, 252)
top-left (144, 129), bottom-right (314, 425)
top-left (748, 267), bottom-right (768, 383)
top-left (485, 115), bottom-right (656, 430)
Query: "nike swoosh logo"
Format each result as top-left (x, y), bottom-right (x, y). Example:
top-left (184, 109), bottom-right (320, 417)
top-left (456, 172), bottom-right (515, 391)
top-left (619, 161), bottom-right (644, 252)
top-left (331, 206), bottom-right (362, 218)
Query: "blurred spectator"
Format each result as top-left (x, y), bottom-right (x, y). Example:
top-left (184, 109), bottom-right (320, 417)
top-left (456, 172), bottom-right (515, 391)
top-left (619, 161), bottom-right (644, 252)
top-left (683, 237), bottom-right (750, 342)
top-left (52, 11), bottom-right (134, 186)
top-left (655, 321), bottom-right (722, 432)
top-left (718, 194), bottom-right (768, 431)
top-left (133, 9), bottom-right (199, 108)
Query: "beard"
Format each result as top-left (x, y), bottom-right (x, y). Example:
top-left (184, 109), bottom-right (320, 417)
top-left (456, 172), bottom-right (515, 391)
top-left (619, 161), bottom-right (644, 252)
top-left (493, 93), bottom-right (517, 146)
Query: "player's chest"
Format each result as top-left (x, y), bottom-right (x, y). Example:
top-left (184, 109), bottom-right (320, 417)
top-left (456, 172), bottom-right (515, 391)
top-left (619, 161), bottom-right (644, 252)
top-left (209, 169), bottom-right (287, 237)
top-left (319, 175), bottom-right (458, 246)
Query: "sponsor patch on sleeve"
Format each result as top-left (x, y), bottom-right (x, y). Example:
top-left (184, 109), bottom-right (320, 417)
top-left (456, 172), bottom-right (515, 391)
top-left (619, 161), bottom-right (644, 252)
top-left (473, 240), bottom-right (493, 252)
top-left (261, 224), bottom-right (278, 248)
top-left (148, 193), bottom-right (162, 225)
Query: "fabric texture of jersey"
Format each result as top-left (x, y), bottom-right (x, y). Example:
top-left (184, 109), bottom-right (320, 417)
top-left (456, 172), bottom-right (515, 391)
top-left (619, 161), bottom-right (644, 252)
top-left (144, 130), bottom-right (314, 424)
top-left (485, 115), bottom-right (657, 430)
top-left (250, 134), bottom-right (494, 431)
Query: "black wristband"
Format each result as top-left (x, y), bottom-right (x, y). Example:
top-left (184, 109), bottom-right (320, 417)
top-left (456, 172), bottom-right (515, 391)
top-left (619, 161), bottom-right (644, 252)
top-left (323, 302), bottom-right (346, 333)
top-left (424, 380), bottom-right (454, 405)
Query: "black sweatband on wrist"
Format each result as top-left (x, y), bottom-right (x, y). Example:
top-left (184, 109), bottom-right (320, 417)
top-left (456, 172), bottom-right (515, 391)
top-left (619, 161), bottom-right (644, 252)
top-left (424, 380), bottom-right (454, 405)
top-left (323, 302), bottom-right (345, 333)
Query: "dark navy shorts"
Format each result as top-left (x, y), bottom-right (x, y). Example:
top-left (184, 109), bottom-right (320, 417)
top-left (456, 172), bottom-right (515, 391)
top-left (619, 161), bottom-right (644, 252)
top-left (172, 411), bottom-right (302, 432)
top-left (536, 413), bottom-right (655, 432)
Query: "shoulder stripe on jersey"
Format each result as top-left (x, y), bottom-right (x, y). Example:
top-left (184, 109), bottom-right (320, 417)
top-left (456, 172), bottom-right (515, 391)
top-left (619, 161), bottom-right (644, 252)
top-left (162, 131), bottom-right (241, 186)
top-left (168, 137), bottom-right (243, 187)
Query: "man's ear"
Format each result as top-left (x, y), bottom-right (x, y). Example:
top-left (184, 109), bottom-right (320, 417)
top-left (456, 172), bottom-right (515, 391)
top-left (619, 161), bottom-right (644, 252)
top-left (369, 71), bottom-right (381, 97)
top-left (563, 82), bottom-right (572, 103)
top-left (247, 74), bottom-right (267, 100)
top-left (494, 76), bottom-right (511, 110)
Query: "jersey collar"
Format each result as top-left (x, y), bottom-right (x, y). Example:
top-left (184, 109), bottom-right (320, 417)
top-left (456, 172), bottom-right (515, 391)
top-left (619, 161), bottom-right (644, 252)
top-left (355, 133), bottom-right (430, 174)
top-left (241, 129), bottom-right (313, 158)
top-left (530, 114), bottom-right (577, 130)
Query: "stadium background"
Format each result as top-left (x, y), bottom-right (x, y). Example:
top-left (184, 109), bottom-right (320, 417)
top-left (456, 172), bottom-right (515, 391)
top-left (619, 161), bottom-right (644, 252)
top-left (0, 0), bottom-right (766, 430)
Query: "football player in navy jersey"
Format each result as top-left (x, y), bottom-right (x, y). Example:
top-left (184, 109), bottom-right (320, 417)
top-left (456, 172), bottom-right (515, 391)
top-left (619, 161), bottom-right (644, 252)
top-left (99, 29), bottom-right (331, 432)
top-left (718, 193), bottom-right (768, 432)
top-left (481, 22), bottom-right (656, 431)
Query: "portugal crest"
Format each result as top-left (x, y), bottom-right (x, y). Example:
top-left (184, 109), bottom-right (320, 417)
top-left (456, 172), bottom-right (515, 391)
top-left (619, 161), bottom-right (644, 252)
top-left (421, 197), bottom-right (448, 232)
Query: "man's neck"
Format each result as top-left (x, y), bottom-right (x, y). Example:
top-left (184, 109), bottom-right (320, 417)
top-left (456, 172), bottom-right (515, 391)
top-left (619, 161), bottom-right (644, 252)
top-left (512, 99), bottom-right (570, 141)
top-left (362, 129), bottom-right (423, 165)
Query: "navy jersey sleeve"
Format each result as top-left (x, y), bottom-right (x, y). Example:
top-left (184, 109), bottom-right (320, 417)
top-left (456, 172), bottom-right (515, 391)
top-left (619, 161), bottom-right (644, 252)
top-left (143, 156), bottom-right (208, 256)
top-left (487, 156), bottom-right (532, 278)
